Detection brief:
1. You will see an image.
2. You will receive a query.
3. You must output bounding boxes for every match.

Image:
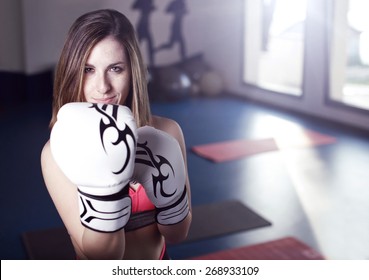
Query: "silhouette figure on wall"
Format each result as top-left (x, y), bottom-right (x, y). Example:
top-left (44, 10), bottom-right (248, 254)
top-left (132, 0), bottom-right (156, 66)
top-left (156, 0), bottom-right (188, 61)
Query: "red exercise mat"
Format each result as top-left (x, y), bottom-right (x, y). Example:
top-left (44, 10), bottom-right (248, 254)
top-left (192, 138), bottom-right (278, 163)
top-left (192, 130), bottom-right (336, 163)
top-left (190, 237), bottom-right (325, 260)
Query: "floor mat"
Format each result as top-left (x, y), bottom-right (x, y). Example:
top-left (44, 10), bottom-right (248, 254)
top-left (22, 200), bottom-right (271, 259)
top-left (185, 200), bottom-right (271, 243)
top-left (192, 129), bottom-right (336, 163)
top-left (192, 138), bottom-right (278, 163)
top-left (190, 236), bottom-right (325, 260)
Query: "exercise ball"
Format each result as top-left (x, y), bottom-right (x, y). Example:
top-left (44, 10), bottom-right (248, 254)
top-left (159, 66), bottom-right (192, 100)
top-left (199, 71), bottom-right (223, 96)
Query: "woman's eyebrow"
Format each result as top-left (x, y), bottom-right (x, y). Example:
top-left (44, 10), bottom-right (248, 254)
top-left (108, 61), bottom-right (126, 67)
top-left (85, 62), bottom-right (126, 67)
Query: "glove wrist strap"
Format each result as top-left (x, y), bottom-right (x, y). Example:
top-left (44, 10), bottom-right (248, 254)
top-left (78, 185), bottom-right (131, 232)
top-left (156, 187), bottom-right (189, 226)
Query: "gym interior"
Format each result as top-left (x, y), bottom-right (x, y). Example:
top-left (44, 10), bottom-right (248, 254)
top-left (1, 0), bottom-right (369, 260)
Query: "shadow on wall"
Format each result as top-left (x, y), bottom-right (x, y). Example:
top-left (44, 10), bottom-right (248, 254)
top-left (133, 0), bottom-right (188, 67)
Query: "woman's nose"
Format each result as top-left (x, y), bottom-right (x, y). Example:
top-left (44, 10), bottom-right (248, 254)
top-left (96, 73), bottom-right (111, 94)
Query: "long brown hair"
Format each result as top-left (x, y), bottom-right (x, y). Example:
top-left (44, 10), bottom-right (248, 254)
top-left (50, 9), bottom-right (151, 128)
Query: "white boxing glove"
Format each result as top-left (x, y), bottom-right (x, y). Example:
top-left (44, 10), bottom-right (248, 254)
top-left (134, 126), bottom-right (189, 225)
top-left (50, 102), bottom-right (137, 232)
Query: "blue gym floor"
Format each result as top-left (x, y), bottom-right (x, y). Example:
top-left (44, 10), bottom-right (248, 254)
top-left (1, 96), bottom-right (369, 260)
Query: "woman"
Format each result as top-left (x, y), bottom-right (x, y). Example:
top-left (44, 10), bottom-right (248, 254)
top-left (41, 9), bottom-right (192, 260)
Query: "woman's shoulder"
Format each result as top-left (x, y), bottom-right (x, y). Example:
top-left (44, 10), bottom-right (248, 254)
top-left (40, 140), bottom-right (57, 186)
top-left (150, 114), bottom-right (188, 165)
top-left (40, 140), bottom-right (67, 188)
top-left (41, 140), bottom-right (51, 166)
top-left (150, 115), bottom-right (184, 143)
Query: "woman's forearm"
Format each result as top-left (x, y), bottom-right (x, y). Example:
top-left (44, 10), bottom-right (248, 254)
top-left (82, 228), bottom-right (126, 259)
top-left (158, 211), bottom-right (192, 244)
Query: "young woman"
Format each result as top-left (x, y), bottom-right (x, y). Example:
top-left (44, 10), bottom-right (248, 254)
top-left (41, 9), bottom-right (192, 260)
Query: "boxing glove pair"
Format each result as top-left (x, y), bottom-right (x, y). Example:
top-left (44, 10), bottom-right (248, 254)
top-left (50, 102), bottom-right (189, 233)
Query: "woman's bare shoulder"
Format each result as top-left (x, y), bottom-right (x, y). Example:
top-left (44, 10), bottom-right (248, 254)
top-left (41, 140), bottom-right (52, 171)
top-left (40, 140), bottom-right (75, 195)
top-left (41, 140), bottom-right (61, 191)
top-left (151, 115), bottom-right (184, 142)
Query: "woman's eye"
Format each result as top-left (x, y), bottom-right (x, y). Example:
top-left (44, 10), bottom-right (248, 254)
top-left (110, 66), bottom-right (123, 73)
top-left (84, 67), bottom-right (94, 73)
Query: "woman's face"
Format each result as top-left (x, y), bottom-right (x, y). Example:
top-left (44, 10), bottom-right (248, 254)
top-left (83, 36), bottom-right (131, 105)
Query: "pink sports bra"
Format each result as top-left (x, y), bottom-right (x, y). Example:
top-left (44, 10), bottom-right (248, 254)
top-left (129, 184), bottom-right (155, 213)
top-left (125, 184), bottom-right (156, 232)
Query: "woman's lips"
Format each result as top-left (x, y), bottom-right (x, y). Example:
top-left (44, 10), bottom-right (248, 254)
top-left (92, 96), bottom-right (117, 104)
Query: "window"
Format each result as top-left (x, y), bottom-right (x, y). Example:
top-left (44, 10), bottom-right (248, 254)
top-left (242, 0), bottom-right (369, 131)
top-left (330, 0), bottom-right (369, 110)
top-left (243, 0), bottom-right (307, 96)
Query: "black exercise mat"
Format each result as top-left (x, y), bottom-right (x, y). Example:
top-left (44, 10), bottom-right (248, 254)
top-left (22, 200), bottom-right (271, 259)
top-left (185, 200), bottom-right (271, 243)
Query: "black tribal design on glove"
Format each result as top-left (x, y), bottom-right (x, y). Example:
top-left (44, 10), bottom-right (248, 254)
top-left (135, 141), bottom-right (176, 198)
top-left (90, 104), bottom-right (136, 175)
